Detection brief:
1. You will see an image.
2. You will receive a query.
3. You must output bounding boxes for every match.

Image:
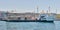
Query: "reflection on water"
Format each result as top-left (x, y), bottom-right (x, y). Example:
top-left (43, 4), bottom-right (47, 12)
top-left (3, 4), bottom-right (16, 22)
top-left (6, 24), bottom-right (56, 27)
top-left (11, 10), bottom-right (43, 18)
top-left (7, 22), bottom-right (55, 30)
top-left (54, 21), bottom-right (60, 30)
top-left (0, 21), bottom-right (7, 30)
top-left (0, 21), bottom-right (60, 30)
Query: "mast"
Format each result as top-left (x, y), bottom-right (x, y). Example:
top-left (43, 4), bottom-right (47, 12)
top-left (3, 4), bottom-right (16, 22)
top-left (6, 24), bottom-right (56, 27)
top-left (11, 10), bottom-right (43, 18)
top-left (48, 6), bottom-right (50, 13)
top-left (37, 6), bottom-right (39, 13)
top-left (36, 0), bottom-right (39, 13)
top-left (48, 6), bottom-right (51, 16)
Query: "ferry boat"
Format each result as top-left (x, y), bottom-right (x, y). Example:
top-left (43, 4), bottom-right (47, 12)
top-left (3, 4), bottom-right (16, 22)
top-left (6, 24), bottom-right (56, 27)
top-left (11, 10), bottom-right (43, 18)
top-left (2, 13), bottom-right (55, 22)
top-left (0, 11), bottom-right (56, 22)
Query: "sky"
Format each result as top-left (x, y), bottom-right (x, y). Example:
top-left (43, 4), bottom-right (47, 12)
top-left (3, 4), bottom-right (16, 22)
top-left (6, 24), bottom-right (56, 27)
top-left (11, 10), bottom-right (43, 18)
top-left (0, 0), bottom-right (60, 13)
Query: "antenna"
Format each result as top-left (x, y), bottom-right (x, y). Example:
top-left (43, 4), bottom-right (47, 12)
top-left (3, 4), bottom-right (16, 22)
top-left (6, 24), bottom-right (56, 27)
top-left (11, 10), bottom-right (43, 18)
top-left (37, 6), bottom-right (39, 13)
top-left (48, 6), bottom-right (50, 13)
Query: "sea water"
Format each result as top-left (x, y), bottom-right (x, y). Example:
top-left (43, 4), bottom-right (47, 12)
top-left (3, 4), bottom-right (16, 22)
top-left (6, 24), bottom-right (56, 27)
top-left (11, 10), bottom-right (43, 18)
top-left (0, 21), bottom-right (7, 30)
top-left (0, 21), bottom-right (60, 30)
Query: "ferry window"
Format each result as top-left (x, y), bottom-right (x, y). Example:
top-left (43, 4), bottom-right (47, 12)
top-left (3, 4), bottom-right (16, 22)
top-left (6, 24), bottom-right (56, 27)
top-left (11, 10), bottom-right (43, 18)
top-left (25, 17), bottom-right (27, 20)
top-left (18, 17), bottom-right (21, 20)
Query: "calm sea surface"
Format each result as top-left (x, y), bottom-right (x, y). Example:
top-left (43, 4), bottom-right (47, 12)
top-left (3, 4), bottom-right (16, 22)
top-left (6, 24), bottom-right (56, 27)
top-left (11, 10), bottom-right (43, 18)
top-left (0, 21), bottom-right (60, 30)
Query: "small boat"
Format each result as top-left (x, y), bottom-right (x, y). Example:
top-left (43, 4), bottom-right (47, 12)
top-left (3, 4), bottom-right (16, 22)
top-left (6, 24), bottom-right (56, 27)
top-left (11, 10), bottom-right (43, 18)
top-left (39, 13), bottom-right (55, 22)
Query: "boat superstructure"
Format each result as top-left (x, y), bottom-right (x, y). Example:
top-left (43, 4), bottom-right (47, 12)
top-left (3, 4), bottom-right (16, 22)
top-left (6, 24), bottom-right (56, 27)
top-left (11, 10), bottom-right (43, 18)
top-left (2, 13), bottom-right (56, 22)
top-left (39, 13), bottom-right (56, 22)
